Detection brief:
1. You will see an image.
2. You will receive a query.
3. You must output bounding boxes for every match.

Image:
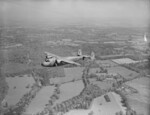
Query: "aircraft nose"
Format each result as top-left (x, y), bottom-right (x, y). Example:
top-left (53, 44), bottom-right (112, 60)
top-left (41, 61), bottom-right (51, 67)
top-left (41, 61), bottom-right (47, 66)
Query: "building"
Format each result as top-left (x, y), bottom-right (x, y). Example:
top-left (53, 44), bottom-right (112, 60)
top-left (104, 95), bottom-right (111, 102)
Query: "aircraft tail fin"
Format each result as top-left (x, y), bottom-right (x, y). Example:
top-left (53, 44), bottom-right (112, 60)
top-left (91, 51), bottom-right (95, 60)
top-left (77, 49), bottom-right (82, 56)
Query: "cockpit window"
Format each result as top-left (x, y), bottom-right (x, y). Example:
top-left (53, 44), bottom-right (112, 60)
top-left (45, 58), bottom-right (50, 62)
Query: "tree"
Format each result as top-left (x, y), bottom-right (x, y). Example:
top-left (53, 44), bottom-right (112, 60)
top-left (115, 111), bottom-right (123, 115)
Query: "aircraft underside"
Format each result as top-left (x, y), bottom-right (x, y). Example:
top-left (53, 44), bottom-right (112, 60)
top-left (41, 61), bottom-right (70, 67)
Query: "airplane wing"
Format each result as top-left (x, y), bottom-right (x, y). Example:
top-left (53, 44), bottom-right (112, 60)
top-left (44, 52), bottom-right (61, 58)
top-left (59, 58), bottom-right (81, 66)
top-left (83, 55), bottom-right (91, 58)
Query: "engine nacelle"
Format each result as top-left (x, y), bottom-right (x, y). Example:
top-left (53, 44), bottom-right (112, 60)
top-left (49, 57), bottom-right (57, 64)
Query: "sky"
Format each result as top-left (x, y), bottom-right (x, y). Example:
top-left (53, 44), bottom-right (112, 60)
top-left (0, 0), bottom-right (149, 27)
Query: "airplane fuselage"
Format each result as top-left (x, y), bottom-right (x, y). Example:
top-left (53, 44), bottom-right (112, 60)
top-left (42, 49), bottom-right (94, 67)
top-left (41, 56), bottom-right (84, 67)
top-left (41, 60), bottom-right (67, 67)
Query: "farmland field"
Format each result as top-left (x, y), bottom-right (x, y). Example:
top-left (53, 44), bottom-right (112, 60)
top-left (0, 1), bottom-right (149, 115)
top-left (64, 92), bottom-right (126, 115)
top-left (125, 77), bottom-right (150, 115)
top-left (5, 75), bottom-right (35, 106)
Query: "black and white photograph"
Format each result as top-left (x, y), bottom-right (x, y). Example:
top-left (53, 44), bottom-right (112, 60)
top-left (0, 0), bottom-right (150, 115)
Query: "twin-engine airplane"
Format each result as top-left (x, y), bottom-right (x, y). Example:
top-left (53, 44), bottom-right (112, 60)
top-left (41, 49), bottom-right (95, 67)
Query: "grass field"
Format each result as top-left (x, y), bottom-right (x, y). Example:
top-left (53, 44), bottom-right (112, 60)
top-left (107, 66), bottom-right (139, 79)
top-left (53, 80), bottom-right (84, 106)
top-left (96, 60), bottom-right (118, 67)
top-left (5, 75), bottom-right (35, 106)
top-left (112, 58), bottom-right (138, 64)
top-left (50, 67), bottom-right (84, 84)
top-left (25, 86), bottom-right (55, 115)
top-left (125, 77), bottom-right (150, 115)
top-left (64, 92), bottom-right (126, 115)
top-left (89, 64), bottom-right (139, 80)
